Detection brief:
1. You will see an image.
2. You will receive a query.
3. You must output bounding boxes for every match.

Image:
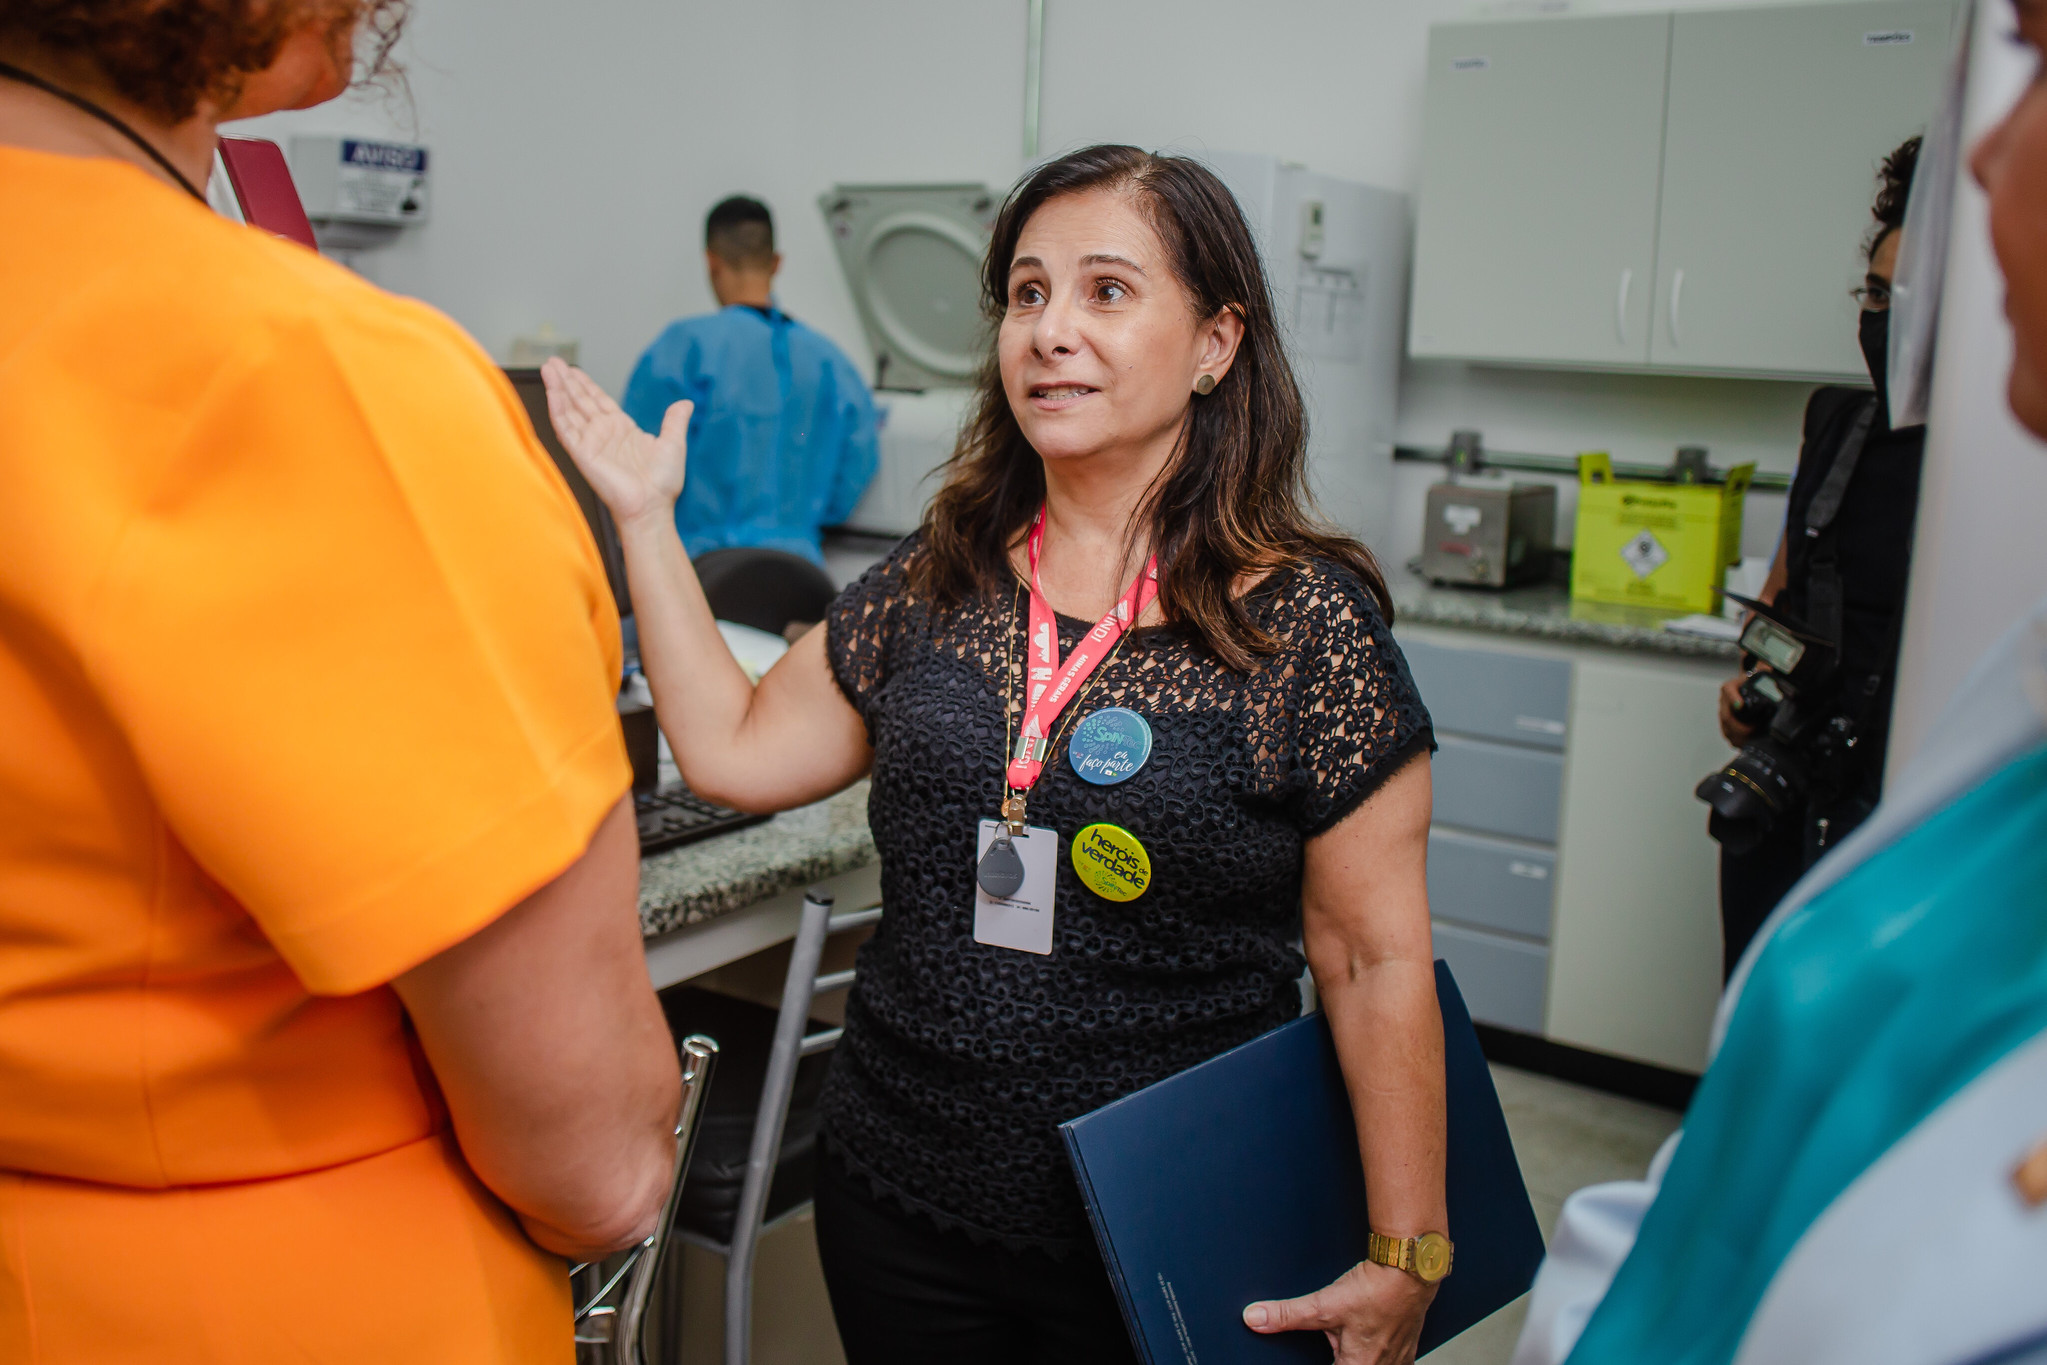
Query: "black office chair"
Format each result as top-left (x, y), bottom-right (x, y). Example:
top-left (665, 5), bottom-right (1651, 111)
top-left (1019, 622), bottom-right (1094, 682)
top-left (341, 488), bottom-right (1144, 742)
top-left (693, 548), bottom-right (838, 638)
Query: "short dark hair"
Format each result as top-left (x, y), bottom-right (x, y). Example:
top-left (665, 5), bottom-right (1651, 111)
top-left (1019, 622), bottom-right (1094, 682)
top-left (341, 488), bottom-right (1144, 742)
top-left (1868, 134), bottom-right (1921, 261)
top-left (705, 195), bottom-right (774, 268)
top-left (0, 0), bottom-right (408, 122)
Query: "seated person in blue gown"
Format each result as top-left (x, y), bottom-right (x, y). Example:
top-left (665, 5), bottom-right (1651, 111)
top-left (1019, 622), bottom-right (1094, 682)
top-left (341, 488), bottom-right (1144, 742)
top-left (1511, 13), bottom-right (2047, 1364)
top-left (622, 195), bottom-right (878, 565)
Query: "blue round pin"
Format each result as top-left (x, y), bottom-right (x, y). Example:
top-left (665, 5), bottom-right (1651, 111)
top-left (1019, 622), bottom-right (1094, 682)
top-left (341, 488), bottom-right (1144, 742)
top-left (1067, 707), bottom-right (1153, 786)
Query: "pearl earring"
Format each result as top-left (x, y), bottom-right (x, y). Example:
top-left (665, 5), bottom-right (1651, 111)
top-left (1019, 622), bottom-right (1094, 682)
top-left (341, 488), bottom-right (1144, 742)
top-left (1194, 373), bottom-right (1217, 395)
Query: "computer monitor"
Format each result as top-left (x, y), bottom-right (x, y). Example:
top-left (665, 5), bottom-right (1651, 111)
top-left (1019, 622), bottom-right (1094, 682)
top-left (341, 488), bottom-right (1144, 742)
top-left (503, 366), bottom-right (633, 620)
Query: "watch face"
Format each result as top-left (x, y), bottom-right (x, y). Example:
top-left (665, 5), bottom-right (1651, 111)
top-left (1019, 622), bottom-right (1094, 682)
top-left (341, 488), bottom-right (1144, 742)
top-left (1414, 1233), bottom-right (1453, 1282)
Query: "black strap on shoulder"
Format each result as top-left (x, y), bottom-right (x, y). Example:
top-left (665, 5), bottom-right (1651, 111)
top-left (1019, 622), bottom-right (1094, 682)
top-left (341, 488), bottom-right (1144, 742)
top-left (1798, 395), bottom-right (1878, 655)
top-left (0, 60), bottom-right (207, 202)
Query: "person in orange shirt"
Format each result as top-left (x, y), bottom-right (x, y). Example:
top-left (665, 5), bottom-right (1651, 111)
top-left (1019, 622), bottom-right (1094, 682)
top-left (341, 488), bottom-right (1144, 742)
top-left (0, 4), bottom-right (682, 1361)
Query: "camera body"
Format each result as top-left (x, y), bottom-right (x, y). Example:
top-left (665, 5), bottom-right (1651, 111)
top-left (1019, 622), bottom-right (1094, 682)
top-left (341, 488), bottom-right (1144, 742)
top-left (1697, 605), bottom-right (1861, 851)
top-left (1727, 669), bottom-right (1787, 731)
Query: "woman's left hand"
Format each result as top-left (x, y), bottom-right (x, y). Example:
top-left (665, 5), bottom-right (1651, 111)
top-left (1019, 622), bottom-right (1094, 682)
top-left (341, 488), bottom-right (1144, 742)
top-left (1243, 1259), bottom-right (1436, 1364)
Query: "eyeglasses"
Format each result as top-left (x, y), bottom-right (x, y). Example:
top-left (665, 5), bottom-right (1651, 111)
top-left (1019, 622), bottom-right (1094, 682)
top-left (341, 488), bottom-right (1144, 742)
top-left (1850, 283), bottom-right (1893, 312)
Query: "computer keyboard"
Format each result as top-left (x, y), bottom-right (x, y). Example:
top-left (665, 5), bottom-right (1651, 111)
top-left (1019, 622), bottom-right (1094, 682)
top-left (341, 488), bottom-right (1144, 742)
top-left (635, 782), bottom-right (771, 856)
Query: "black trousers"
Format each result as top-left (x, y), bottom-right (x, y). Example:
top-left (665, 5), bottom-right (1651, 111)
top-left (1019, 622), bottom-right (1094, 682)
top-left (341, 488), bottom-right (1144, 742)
top-left (813, 1146), bottom-right (1139, 1365)
top-left (1718, 791), bottom-right (1878, 980)
top-left (1719, 815), bottom-right (1807, 980)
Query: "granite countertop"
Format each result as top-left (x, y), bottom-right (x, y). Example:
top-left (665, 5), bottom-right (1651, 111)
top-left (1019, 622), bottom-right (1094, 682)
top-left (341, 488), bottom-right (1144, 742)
top-left (1388, 571), bottom-right (1741, 660)
top-left (638, 781), bottom-right (877, 938)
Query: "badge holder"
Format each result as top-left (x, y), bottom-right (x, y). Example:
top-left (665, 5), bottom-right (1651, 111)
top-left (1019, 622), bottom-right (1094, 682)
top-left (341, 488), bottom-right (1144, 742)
top-left (973, 509), bottom-right (1160, 955)
top-left (974, 819), bottom-right (1058, 955)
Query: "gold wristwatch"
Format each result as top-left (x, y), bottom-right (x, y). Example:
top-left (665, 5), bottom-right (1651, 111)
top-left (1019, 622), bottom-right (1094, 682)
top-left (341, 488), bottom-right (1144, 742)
top-left (1365, 1230), bottom-right (1454, 1284)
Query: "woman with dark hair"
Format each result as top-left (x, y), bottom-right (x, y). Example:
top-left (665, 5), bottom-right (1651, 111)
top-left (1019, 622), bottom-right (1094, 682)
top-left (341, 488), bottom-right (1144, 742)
top-left (0, 4), bottom-right (682, 1360)
top-left (547, 144), bottom-right (1446, 1364)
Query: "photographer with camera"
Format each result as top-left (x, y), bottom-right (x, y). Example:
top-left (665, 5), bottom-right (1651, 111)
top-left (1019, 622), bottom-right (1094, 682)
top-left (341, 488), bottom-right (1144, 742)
top-left (1702, 136), bottom-right (1927, 979)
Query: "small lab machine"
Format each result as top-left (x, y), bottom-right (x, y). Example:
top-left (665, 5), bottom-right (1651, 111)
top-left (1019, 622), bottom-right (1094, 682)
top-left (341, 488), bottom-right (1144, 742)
top-left (286, 135), bottom-right (429, 254)
top-left (1417, 430), bottom-right (1560, 589)
top-left (1421, 482), bottom-right (1559, 588)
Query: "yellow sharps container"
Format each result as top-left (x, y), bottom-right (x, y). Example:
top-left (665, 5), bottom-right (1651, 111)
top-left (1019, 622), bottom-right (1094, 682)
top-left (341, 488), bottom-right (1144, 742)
top-left (1569, 453), bottom-right (1753, 615)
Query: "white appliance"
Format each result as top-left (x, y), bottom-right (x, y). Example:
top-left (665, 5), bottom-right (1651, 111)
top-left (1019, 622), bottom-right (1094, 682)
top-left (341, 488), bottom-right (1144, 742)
top-left (819, 182), bottom-right (995, 537)
top-left (1204, 152), bottom-right (1411, 553)
top-left (287, 135), bottom-right (429, 254)
top-left (840, 388), bottom-right (974, 538)
top-left (818, 183), bottom-right (998, 393)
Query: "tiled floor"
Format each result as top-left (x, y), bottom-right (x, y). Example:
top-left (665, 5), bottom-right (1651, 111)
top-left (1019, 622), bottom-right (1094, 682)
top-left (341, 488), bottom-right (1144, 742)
top-left (1428, 1065), bottom-right (1683, 1365)
top-left (671, 1063), bottom-right (1684, 1365)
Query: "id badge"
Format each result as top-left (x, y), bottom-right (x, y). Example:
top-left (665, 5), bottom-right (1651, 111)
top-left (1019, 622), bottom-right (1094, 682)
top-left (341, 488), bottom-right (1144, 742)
top-left (974, 819), bottom-right (1057, 955)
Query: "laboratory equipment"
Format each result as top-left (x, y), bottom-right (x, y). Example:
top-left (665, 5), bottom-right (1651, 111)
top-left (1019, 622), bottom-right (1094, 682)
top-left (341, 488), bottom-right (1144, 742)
top-left (1204, 152), bottom-right (1411, 550)
top-left (287, 135), bottom-right (429, 253)
top-left (815, 182), bottom-right (1007, 539)
top-left (1420, 481), bottom-right (1558, 588)
top-left (817, 182), bottom-right (998, 392)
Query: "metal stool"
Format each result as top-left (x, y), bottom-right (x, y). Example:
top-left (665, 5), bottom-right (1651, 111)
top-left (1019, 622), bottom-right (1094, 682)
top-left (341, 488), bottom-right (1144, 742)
top-left (572, 1033), bottom-right (718, 1365)
top-left (678, 887), bottom-right (880, 1365)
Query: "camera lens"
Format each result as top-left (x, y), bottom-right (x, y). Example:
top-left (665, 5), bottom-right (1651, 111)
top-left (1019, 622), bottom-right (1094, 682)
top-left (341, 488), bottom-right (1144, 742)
top-left (1697, 739), bottom-right (1808, 828)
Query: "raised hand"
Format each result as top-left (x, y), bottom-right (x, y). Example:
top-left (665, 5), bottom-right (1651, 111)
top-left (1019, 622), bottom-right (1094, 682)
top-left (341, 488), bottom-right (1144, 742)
top-left (539, 357), bottom-right (691, 532)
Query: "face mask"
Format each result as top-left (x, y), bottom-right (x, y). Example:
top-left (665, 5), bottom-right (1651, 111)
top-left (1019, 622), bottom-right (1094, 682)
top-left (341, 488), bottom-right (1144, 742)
top-left (1860, 306), bottom-right (1891, 423)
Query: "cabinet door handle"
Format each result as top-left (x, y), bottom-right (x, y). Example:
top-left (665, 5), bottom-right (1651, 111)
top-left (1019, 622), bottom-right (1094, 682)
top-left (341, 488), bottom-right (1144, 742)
top-left (1615, 267), bottom-right (1632, 345)
top-left (1668, 268), bottom-right (1685, 347)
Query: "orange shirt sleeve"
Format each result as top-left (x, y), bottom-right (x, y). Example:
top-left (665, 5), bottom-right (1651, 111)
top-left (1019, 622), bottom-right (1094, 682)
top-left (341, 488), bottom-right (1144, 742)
top-left (79, 296), bottom-right (631, 996)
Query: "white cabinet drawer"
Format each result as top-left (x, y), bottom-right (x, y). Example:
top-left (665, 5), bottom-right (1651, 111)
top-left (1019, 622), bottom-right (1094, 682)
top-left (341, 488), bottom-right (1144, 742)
top-left (1433, 921), bottom-right (1549, 1035)
top-left (1401, 637), bottom-right (1572, 750)
top-left (1431, 734), bottom-right (1565, 844)
top-left (1428, 830), bottom-right (1556, 940)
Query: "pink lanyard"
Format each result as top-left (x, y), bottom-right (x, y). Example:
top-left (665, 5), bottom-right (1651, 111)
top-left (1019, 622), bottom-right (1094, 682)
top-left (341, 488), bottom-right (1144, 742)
top-left (1004, 508), bottom-right (1158, 795)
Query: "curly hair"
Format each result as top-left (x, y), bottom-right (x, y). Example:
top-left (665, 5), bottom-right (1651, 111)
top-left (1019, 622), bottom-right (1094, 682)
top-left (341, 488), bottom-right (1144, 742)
top-left (0, 0), bottom-right (408, 122)
top-left (1867, 134), bottom-right (1921, 261)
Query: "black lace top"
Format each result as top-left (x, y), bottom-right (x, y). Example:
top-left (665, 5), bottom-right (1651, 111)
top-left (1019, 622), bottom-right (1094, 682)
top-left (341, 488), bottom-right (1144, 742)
top-left (821, 533), bottom-right (1433, 1251)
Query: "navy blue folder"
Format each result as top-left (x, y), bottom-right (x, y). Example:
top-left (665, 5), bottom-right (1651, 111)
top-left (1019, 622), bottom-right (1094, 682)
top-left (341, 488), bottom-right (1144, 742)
top-left (1061, 961), bottom-right (1545, 1362)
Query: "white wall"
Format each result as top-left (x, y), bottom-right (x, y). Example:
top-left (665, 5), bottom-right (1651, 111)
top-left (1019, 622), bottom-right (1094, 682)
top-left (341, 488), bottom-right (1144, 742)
top-left (1887, 0), bottom-right (2047, 771)
top-left (231, 0), bottom-right (1027, 393)
top-left (232, 0), bottom-right (1897, 540)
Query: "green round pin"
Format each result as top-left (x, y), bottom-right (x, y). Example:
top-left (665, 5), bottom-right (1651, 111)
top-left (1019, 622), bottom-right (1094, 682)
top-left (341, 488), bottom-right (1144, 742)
top-left (1070, 822), bottom-right (1151, 902)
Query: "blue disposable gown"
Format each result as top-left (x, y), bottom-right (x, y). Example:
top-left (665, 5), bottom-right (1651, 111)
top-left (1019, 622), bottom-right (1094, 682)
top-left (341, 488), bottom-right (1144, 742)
top-left (621, 304), bottom-right (878, 563)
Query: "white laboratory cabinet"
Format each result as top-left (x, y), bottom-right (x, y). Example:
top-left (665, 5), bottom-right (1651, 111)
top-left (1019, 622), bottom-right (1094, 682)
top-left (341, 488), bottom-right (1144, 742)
top-left (1410, 0), bottom-right (1959, 381)
top-left (1206, 153), bottom-right (1411, 553)
top-left (1399, 624), bottom-right (1733, 1074)
top-left (1408, 14), bottom-right (1672, 370)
